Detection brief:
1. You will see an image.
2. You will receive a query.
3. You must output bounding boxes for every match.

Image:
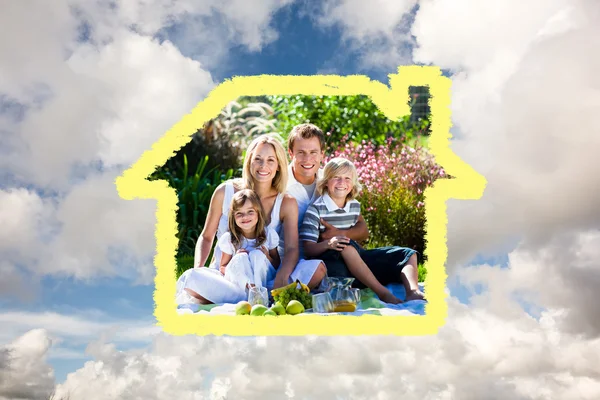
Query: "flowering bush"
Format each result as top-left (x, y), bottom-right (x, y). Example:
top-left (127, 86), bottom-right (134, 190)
top-left (325, 136), bottom-right (446, 258)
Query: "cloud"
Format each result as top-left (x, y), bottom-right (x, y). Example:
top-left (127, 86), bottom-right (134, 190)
top-left (406, 0), bottom-right (600, 267)
top-left (313, 0), bottom-right (418, 71)
top-left (0, 329), bottom-right (55, 400)
top-left (457, 228), bottom-right (600, 337)
top-left (44, 294), bottom-right (600, 399)
top-left (0, 310), bottom-right (160, 347)
top-left (0, 188), bottom-right (47, 301)
top-left (0, 188), bottom-right (46, 256)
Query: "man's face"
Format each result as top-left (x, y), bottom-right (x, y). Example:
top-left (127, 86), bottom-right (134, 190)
top-left (289, 136), bottom-right (324, 185)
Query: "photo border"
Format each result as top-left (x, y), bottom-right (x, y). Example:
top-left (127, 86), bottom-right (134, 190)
top-left (116, 66), bottom-right (487, 336)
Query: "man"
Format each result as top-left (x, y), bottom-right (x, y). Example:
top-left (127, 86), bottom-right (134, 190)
top-left (276, 123), bottom-right (425, 302)
top-left (272, 123), bottom-right (370, 290)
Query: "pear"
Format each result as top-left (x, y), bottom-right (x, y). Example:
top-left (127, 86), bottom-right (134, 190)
top-left (250, 304), bottom-right (268, 316)
top-left (263, 309), bottom-right (277, 316)
top-left (270, 302), bottom-right (286, 315)
top-left (235, 301), bottom-right (252, 316)
top-left (286, 300), bottom-right (305, 315)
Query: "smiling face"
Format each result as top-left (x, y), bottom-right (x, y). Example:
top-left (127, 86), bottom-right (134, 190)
top-left (289, 136), bottom-right (324, 185)
top-left (233, 199), bottom-right (259, 233)
top-left (250, 142), bottom-right (279, 184)
top-left (326, 169), bottom-right (354, 202)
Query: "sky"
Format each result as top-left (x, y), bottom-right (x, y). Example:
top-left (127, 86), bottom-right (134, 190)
top-left (1, 0), bottom-right (600, 399)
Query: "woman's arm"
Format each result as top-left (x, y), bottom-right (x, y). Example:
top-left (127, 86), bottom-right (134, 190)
top-left (272, 195), bottom-right (300, 288)
top-left (194, 183), bottom-right (226, 268)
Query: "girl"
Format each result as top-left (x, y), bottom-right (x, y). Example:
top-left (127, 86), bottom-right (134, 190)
top-left (217, 189), bottom-right (280, 292)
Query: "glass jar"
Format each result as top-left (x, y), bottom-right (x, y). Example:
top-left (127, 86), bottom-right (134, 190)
top-left (327, 277), bottom-right (358, 312)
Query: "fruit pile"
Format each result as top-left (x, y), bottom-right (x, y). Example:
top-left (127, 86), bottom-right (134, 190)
top-left (234, 280), bottom-right (313, 317)
top-left (235, 299), bottom-right (306, 316)
top-left (271, 280), bottom-right (312, 310)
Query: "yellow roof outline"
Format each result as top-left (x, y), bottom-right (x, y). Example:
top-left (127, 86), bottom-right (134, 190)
top-left (116, 65), bottom-right (487, 336)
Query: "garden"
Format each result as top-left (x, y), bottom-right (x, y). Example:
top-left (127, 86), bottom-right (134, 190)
top-left (149, 91), bottom-right (446, 284)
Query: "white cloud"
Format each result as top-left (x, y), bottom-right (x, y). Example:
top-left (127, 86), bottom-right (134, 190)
top-left (457, 228), bottom-right (600, 337)
top-left (0, 188), bottom-right (46, 254)
top-left (318, 0), bottom-right (417, 40)
top-left (313, 0), bottom-right (417, 71)
top-left (0, 329), bottom-right (55, 400)
top-left (406, 0), bottom-right (600, 269)
top-left (0, 310), bottom-right (160, 347)
top-left (0, 189), bottom-right (47, 300)
top-left (41, 294), bottom-right (600, 399)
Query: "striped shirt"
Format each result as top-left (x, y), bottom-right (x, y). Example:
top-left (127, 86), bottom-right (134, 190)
top-left (299, 193), bottom-right (361, 243)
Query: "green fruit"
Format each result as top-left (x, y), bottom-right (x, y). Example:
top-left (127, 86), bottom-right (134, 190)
top-left (263, 309), bottom-right (277, 316)
top-left (286, 300), bottom-right (305, 315)
top-left (271, 302), bottom-right (286, 315)
top-left (235, 301), bottom-right (252, 316)
top-left (250, 304), bottom-right (268, 316)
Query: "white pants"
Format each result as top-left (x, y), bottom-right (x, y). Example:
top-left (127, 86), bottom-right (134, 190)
top-left (175, 257), bottom-right (325, 305)
top-left (224, 250), bottom-right (275, 292)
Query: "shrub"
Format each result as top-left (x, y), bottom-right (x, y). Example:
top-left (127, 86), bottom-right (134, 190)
top-left (326, 136), bottom-right (446, 258)
top-left (150, 99), bottom-right (277, 268)
top-left (214, 99), bottom-right (278, 149)
top-left (150, 154), bottom-right (234, 258)
top-left (267, 94), bottom-right (431, 152)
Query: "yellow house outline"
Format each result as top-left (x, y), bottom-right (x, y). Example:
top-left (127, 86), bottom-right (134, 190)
top-left (115, 66), bottom-right (486, 336)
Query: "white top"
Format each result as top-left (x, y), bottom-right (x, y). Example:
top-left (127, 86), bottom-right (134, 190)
top-left (279, 165), bottom-right (324, 259)
top-left (194, 180), bottom-right (284, 270)
top-left (217, 227), bottom-right (280, 255)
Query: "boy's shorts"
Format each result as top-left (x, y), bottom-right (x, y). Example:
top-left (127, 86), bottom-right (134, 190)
top-left (318, 240), bottom-right (418, 289)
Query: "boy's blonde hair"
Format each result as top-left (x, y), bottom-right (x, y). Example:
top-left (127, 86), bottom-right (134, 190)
top-left (317, 157), bottom-right (362, 201)
top-left (242, 134), bottom-right (288, 193)
top-left (228, 189), bottom-right (267, 250)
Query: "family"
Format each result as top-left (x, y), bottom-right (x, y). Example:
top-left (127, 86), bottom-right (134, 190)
top-left (175, 123), bottom-right (426, 307)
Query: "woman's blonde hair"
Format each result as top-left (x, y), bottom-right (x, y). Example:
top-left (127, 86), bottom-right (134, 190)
top-left (228, 189), bottom-right (267, 251)
top-left (317, 157), bottom-right (362, 201)
top-left (241, 134), bottom-right (288, 193)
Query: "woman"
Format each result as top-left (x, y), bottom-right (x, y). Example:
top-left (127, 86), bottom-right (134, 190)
top-left (176, 134), bottom-right (327, 305)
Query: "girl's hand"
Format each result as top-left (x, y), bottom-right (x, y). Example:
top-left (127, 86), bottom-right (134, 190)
top-left (328, 236), bottom-right (350, 252)
top-left (236, 249), bottom-right (248, 255)
top-left (219, 265), bottom-right (227, 275)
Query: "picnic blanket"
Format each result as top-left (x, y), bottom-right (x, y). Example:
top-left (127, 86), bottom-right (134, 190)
top-left (177, 283), bottom-right (426, 316)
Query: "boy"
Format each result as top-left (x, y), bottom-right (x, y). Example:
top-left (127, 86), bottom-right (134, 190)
top-left (300, 157), bottom-right (425, 303)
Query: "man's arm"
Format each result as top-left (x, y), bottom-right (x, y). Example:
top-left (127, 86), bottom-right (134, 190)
top-left (272, 195), bottom-right (300, 289)
top-left (320, 215), bottom-right (369, 243)
top-left (267, 247), bottom-right (280, 268)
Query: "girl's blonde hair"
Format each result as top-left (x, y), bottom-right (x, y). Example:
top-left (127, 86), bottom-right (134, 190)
top-left (242, 134), bottom-right (288, 193)
top-left (228, 189), bottom-right (267, 250)
top-left (317, 157), bottom-right (362, 201)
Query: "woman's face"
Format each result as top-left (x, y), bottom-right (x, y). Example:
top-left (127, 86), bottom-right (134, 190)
top-left (250, 142), bottom-right (279, 184)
